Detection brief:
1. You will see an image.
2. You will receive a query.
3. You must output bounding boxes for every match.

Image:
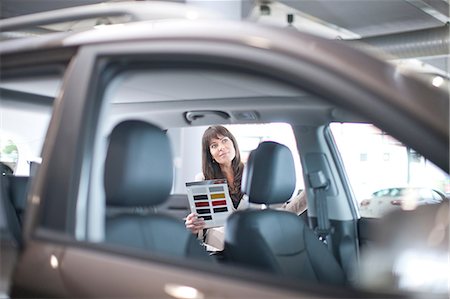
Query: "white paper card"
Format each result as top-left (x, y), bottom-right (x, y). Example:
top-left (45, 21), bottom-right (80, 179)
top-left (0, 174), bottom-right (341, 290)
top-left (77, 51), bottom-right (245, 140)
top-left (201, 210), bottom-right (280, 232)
top-left (185, 179), bottom-right (234, 228)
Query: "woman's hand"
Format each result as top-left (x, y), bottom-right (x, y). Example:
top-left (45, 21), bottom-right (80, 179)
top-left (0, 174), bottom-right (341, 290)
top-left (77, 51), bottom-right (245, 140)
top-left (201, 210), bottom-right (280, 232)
top-left (185, 212), bottom-right (206, 234)
top-left (282, 190), bottom-right (308, 215)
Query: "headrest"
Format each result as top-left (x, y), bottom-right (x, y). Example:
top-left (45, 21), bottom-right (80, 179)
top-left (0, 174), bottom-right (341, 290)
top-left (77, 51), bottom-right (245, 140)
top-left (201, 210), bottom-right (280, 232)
top-left (242, 141), bottom-right (296, 205)
top-left (104, 120), bottom-right (173, 207)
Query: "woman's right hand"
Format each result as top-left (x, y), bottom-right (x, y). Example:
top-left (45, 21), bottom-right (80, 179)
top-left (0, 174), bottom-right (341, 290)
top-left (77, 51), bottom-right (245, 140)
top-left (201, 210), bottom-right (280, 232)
top-left (185, 212), bottom-right (206, 234)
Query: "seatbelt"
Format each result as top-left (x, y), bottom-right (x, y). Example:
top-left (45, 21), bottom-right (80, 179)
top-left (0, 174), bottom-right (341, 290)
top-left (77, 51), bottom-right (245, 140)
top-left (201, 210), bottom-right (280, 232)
top-left (309, 171), bottom-right (333, 251)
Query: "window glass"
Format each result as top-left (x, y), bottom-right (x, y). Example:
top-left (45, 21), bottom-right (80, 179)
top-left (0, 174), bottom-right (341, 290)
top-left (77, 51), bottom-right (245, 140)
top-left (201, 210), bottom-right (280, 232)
top-left (0, 137), bottom-right (18, 174)
top-left (330, 123), bottom-right (449, 218)
top-left (0, 75), bottom-right (61, 175)
top-left (168, 123), bottom-right (303, 195)
top-left (86, 65), bottom-right (309, 264)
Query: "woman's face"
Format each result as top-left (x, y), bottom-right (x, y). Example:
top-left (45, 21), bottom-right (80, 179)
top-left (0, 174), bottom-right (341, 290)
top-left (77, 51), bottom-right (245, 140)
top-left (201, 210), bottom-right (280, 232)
top-left (209, 135), bottom-right (236, 166)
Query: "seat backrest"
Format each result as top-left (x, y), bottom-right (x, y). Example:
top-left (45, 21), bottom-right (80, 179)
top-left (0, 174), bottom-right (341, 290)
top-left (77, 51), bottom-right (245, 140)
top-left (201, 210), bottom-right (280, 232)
top-left (104, 120), bottom-right (210, 261)
top-left (156, 194), bottom-right (191, 220)
top-left (224, 141), bottom-right (345, 285)
top-left (0, 175), bottom-right (29, 247)
top-left (7, 176), bottom-right (29, 224)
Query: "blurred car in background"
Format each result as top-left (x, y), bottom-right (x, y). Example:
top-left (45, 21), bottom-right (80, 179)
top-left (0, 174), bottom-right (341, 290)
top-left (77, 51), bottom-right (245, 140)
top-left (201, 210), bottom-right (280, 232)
top-left (359, 187), bottom-right (447, 218)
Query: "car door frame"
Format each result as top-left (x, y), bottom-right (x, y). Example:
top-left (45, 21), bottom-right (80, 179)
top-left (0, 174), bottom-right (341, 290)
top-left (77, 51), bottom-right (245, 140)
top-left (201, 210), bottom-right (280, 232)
top-left (10, 22), bottom-right (448, 297)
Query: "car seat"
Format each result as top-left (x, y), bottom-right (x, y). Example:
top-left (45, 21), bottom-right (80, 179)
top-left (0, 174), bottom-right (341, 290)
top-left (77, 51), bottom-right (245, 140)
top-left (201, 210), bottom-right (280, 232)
top-left (0, 175), bottom-right (29, 247)
top-left (224, 141), bottom-right (345, 285)
top-left (104, 120), bottom-right (210, 261)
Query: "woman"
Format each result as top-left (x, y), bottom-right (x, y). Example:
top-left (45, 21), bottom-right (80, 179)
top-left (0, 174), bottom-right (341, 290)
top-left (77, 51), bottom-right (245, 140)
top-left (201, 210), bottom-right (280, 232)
top-left (185, 125), bottom-right (307, 249)
top-left (186, 125), bottom-right (244, 236)
top-left (199, 125), bottom-right (244, 209)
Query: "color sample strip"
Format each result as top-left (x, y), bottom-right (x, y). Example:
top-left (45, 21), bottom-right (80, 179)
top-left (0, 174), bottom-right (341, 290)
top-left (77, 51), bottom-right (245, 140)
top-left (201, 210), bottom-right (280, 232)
top-left (186, 180), bottom-right (233, 228)
top-left (192, 187), bottom-right (207, 195)
top-left (209, 186), bottom-right (224, 192)
top-left (210, 193), bottom-right (225, 199)
top-left (212, 200), bottom-right (227, 206)
top-left (196, 208), bottom-right (211, 215)
top-left (194, 194), bottom-right (208, 201)
top-left (213, 207), bottom-right (228, 213)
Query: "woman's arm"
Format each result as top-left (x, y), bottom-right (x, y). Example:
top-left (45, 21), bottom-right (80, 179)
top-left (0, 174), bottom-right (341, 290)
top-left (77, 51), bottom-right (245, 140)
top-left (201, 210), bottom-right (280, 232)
top-left (282, 190), bottom-right (308, 215)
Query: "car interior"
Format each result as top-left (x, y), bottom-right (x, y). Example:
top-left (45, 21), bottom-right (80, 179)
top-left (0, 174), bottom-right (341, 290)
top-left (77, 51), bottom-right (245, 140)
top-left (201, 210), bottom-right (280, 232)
top-left (77, 64), bottom-right (442, 296)
top-left (1, 48), bottom-right (448, 297)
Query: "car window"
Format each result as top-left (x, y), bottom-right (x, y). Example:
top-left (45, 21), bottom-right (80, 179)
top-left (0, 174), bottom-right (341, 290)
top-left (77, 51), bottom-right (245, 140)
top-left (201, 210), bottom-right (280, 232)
top-left (76, 54), bottom-right (446, 296)
top-left (330, 123), bottom-right (449, 218)
top-left (82, 63), bottom-right (318, 282)
top-left (0, 139), bottom-right (18, 174)
top-left (167, 123), bottom-right (303, 196)
top-left (0, 73), bottom-right (62, 176)
top-left (86, 65), bottom-right (307, 233)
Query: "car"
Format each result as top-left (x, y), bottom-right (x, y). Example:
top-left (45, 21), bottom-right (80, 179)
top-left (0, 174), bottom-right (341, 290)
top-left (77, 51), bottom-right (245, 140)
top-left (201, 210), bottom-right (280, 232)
top-left (359, 187), bottom-right (447, 218)
top-left (0, 2), bottom-right (448, 299)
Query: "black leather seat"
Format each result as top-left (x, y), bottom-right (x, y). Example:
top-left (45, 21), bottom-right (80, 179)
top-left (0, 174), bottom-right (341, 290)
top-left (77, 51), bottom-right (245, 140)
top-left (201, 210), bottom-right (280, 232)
top-left (0, 174), bottom-right (29, 247)
top-left (224, 141), bottom-right (345, 285)
top-left (104, 120), bottom-right (210, 261)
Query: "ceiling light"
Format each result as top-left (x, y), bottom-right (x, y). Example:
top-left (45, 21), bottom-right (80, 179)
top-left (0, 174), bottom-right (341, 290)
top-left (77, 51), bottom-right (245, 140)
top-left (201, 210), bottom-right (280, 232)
top-left (164, 284), bottom-right (204, 299)
top-left (431, 76), bottom-right (444, 87)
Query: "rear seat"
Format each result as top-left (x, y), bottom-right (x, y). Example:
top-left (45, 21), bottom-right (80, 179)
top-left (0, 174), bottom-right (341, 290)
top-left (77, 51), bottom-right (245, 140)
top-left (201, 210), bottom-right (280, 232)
top-left (0, 175), bottom-right (29, 247)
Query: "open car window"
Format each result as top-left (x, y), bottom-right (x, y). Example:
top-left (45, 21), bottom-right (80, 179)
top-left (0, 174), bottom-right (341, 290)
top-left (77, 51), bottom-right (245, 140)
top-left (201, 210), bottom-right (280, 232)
top-left (82, 64), bottom-right (338, 282)
top-left (0, 73), bottom-right (62, 175)
top-left (85, 65), bottom-right (315, 240)
top-left (330, 122), bottom-right (449, 219)
top-left (73, 56), bottom-right (447, 296)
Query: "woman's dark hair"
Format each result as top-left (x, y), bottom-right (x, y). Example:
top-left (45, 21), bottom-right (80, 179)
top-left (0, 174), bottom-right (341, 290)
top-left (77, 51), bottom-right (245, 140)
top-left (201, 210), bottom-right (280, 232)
top-left (202, 125), bottom-right (244, 207)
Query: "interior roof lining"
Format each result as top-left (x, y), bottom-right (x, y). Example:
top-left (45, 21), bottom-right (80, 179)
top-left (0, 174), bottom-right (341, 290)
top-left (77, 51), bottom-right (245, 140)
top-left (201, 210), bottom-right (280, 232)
top-left (108, 95), bottom-right (368, 129)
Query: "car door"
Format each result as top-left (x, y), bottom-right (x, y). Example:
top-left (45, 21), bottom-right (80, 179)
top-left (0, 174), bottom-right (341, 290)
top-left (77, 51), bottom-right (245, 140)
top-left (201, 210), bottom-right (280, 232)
top-left (9, 20), bottom-right (448, 298)
top-left (0, 49), bottom-right (72, 297)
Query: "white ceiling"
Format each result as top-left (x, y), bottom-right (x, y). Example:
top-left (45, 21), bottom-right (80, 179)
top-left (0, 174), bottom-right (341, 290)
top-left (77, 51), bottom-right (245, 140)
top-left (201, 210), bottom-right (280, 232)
top-left (278, 0), bottom-right (448, 37)
top-left (251, 0), bottom-right (449, 76)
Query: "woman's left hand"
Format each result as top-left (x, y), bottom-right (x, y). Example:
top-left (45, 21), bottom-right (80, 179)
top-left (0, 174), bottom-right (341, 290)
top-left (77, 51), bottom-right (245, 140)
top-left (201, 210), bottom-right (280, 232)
top-left (185, 212), bottom-right (206, 234)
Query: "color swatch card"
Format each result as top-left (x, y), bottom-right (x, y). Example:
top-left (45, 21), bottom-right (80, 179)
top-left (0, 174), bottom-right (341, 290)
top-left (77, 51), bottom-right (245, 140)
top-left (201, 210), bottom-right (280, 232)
top-left (185, 179), bottom-right (234, 228)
